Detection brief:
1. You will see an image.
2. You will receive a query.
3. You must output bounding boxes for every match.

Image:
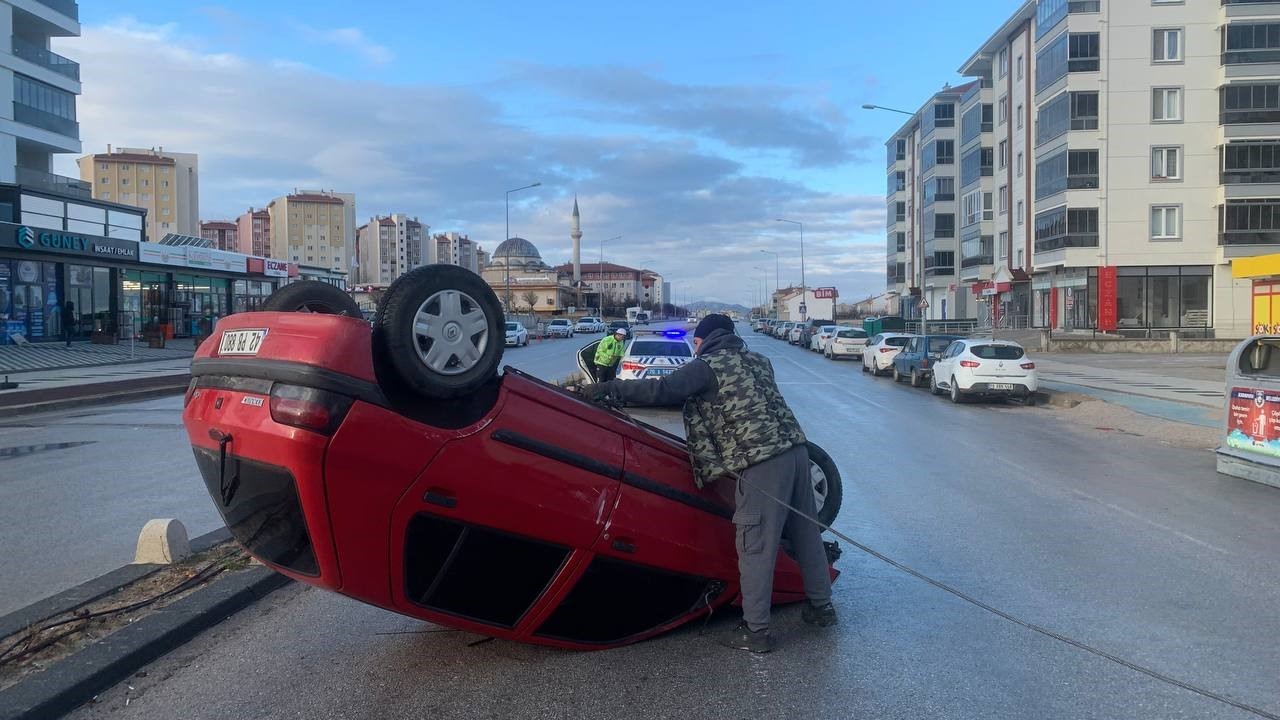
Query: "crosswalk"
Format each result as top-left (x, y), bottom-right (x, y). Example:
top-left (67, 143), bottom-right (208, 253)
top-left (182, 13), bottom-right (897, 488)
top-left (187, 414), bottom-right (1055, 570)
top-left (0, 340), bottom-right (195, 374)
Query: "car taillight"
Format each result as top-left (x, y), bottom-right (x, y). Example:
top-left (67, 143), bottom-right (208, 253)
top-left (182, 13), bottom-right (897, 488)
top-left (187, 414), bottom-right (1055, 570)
top-left (920, 359), bottom-right (930, 368)
top-left (879, 347), bottom-right (896, 353)
top-left (269, 384), bottom-right (354, 435)
top-left (621, 361), bottom-right (646, 373)
top-left (1021, 362), bottom-right (1036, 369)
top-left (184, 379), bottom-right (198, 407)
top-left (960, 360), bottom-right (981, 368)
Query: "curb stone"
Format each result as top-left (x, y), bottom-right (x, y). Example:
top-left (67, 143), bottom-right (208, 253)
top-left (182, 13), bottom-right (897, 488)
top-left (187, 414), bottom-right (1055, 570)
top-left (0, 381), bottom-right (189, 417)
top-left (0, 565), bottom-right (290, 720)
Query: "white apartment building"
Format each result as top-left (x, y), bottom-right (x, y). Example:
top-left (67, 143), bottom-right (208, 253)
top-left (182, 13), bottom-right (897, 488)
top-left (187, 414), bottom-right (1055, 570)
top-left (0, 0), bottom-right (83, 196)
top-left (357, 214), bottom-right (428, 285)
top-left (884, 0), bottom-right (1280, 338)
top-left (434, 231), bottom-right (476, 273)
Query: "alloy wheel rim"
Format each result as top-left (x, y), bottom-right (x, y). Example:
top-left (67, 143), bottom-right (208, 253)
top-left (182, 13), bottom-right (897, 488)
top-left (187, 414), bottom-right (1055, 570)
top-left (411, 289), bottom-right (490, 376)
top-left (809, 462), bottom-right (828, 512)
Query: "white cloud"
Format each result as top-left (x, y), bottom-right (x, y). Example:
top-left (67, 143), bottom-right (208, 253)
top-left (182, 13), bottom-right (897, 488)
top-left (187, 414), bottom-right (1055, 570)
top-left (298, 25), bottom-right (393, 66)
top-left (58, 22), bottom-right (890, 304)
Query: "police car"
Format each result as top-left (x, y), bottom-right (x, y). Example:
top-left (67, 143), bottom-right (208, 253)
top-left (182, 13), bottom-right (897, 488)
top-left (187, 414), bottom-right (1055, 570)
top-left (576, 329), bottom-right (696, 382)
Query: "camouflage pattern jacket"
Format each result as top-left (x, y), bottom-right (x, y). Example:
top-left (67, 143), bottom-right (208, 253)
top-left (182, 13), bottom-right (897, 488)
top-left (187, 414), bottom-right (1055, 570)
top-left (596, 328), bottom-right (806, 487)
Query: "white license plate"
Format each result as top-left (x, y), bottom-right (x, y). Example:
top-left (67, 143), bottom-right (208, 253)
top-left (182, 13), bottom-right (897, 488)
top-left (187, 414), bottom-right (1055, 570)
top-left (219, 329), bottom-right (268, 355)
top-left (646, 368), bottom-right (675, 377)
top-left (988, 383), bottom-right (1014, 391)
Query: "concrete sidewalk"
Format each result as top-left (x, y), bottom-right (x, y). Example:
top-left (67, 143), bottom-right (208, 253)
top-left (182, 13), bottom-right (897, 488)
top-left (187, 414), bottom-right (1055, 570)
top-left (1035, 352), bottom-right (1227, 429)
top-left (0, 339), bottom-right (195, 375)
top-left (0, 359), bottom-right (191, 414)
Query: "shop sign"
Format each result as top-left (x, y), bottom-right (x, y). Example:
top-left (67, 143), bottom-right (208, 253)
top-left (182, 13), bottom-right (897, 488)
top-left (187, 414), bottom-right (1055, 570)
top-left (0, 223), bottom-right (138, 262)
top-left (1097, 265), bottom-right (1117, 332)
top-left (264, 258), bottom-right (289, 277)
top-left (1226, 387), bottom-right (1280, 459)
top-left (813, 287), bottom-right (838, 300)
top-left (982, 287), bottom-right (998, 296)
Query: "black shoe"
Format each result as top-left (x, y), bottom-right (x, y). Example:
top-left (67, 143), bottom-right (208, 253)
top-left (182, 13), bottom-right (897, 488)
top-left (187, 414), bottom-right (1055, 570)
top-left (719, 622), bottom-right (775, 653)
top-left (801, 601), bottom-right (838, 627)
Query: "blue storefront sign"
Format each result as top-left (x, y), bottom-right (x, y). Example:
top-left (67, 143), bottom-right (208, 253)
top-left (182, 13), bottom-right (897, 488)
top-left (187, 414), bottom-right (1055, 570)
top-left (0, 222), bottom-right (139, 262)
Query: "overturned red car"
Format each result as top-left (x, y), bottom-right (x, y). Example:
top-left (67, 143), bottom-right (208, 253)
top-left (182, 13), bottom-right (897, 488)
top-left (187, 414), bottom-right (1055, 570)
top-left (182, 266), bottom-right (842, 649)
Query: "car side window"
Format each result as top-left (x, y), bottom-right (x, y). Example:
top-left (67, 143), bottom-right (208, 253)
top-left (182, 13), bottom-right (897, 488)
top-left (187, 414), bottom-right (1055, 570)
top-left (943, 342), bottom-right (961, 358)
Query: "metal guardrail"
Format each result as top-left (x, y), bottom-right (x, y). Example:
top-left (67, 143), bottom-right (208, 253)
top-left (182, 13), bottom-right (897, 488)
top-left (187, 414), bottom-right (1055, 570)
top-left (32, 0), bottom-right (79, 21)
top-left (11, 36), bottom-right (79, 80)
top-left (15, 167), bottom-right (90, 198)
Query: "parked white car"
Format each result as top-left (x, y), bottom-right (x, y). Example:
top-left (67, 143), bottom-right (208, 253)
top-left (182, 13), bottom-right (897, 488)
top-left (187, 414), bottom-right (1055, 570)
top-left (504, 321), bottom-right (529, 347)
top-left (861, 333), bottom-right (915, 375)
top-left (825, 326), bottom-right (868, 360)
top-left (546, 318), bottom-right (575, 338)
top-left (575, 317), bottom-right (604, 333)
top-left (930, 339), bottom-right (1038, 403)
top-left (809, 325), bottom-right (838, 352)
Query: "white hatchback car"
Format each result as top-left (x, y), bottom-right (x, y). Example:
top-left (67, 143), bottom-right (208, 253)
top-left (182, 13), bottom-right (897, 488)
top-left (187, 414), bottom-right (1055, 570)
top-left (930, 339), bottom-right (1038, 403)
top-left (504, 321), bottom-right (529, 347)
top-left (575, 317), bottom-right (603, 333)
top-left (825, 326), bottom-right (868, 360)
top-left (809, 325), bottom-right (838, 352)
top-left (861, 333), bottom-right (915, 375)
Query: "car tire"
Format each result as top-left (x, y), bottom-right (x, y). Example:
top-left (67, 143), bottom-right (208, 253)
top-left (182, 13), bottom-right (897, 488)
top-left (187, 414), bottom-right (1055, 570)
top-left (824, 348), bottom-right (832, 359)
top-left (806, 442), bottom-right (843, 528)
top-left (892, 367), bottom-right (904, 383)
top-left (372, 264), bottom-right (505, 401)
top-left (261, 280), bottom-right (362, 316)
top-left (910, 370), bottom-right (922, 388)
top-left (861, 361), bottom-right (869, 373)
top-left (949, 377), bottom-right (965, 404)
top-left (930, 374), bottom-right (943, 396)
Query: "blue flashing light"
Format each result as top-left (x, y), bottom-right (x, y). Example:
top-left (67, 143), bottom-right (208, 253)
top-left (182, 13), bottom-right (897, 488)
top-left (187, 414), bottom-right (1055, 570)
top-left (663, 329), bottom-right (686, 338)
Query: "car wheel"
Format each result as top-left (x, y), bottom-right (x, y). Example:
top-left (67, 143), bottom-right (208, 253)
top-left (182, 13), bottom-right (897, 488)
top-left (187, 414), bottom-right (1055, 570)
top-left (930, 374), bottom-right (943, 396)
top-left (261, 280), bottom-right (362, 316)
top-left (824, 348), bottom-right (832, 359)
top-left (892, 367), bottom-right (903, 383)
top-left (910, 370), bottom-right (922, 388)
top-left (861, 360), bottom-right (869, 373)
top-left (949, 377), bottom-right (965, 404)
top-left (806, 442), bottom-right (843, 527)
top-left (372, 264), bottom-right (504, 400)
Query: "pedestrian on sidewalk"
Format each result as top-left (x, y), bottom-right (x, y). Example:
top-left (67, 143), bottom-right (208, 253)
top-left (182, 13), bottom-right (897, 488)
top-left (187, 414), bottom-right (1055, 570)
top-left (61, 300), bottom-right (75, 348)
top-left (579, 313), bottom-right (836, 653)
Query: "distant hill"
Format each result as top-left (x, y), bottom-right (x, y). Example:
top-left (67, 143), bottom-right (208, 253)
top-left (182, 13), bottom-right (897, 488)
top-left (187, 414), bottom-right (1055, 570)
top-left (687, 301), bottom-right (751, 315)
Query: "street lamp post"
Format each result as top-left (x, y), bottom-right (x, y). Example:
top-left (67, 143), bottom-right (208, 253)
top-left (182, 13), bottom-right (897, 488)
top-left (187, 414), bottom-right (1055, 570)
top-left (860, 103), bottom-right (915, 115)
top-left (753, 266), bottom-right (769, 317)
top-left (758, 250), bottom-right (779, 318)
top-left (504, 182), bottom-right (541, 311)
top-left (863, 101), bottom-right (927, 333)
top-left (775, 219), bottom-right (804, 319)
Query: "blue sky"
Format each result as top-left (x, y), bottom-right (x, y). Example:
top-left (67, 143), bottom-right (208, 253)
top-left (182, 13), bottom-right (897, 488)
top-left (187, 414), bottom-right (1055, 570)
top-left (62, 1), bottom-right (1022, 305)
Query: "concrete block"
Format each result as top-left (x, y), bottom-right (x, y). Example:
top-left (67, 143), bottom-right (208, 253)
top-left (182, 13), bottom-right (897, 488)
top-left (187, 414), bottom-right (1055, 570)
top-left (133, 519), bottom-right (191, 565)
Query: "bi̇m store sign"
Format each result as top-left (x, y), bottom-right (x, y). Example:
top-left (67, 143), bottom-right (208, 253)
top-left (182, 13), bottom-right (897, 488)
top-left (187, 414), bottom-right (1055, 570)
top-left (0, 222), bottom-right (138, 262)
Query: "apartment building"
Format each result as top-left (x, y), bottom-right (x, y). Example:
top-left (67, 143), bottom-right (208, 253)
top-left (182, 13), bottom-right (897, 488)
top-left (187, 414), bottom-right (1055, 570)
top-left (200, 220), bottom-right (238, 252)
top-left (267, 191), bottom-right (354, 272)
top-left (77, 147), bottom-right (198, 240)
top-left (434, 231), bottom-right (476, 273)
top-left (236, 208), bottom-right (270, 257)
top-left (0, 0), bottom-right (84, 197)
top-left (883, 0), bottom-right (1280, 338)
top-left (357, 214), bottom-right (428, 284)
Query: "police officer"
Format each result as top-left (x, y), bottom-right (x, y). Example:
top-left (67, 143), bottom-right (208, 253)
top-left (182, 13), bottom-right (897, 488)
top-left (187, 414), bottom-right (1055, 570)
top-left (593, 327), bottom-right (628, 382)
top-left (581, 313), bottom-right (836, 652)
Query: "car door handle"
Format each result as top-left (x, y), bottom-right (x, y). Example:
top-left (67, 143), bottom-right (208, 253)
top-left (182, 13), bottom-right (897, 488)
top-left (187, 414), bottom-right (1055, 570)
top-left (611, 538), bottom-right (637, 554)
top-left (424, 489), bottom-right (457, 509)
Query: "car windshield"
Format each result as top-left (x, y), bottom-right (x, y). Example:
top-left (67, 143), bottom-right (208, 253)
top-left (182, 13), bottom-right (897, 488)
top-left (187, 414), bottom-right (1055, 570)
top-left (837, 329), bottom-right (867, 339)
top-left (550, 320), bottom-right (569, 326)
top-left (629, 340), bottom-right (692, 357)
top-left (505, 322), bottom-right (519, 331)
top-left (927, 337), bottom-right (955, 353)
top-left (885, 337), bottom-right (911, 348)
top-left (821, 326), bottom-right (836, 333)
top-left (970, 344), bottom-right (1025, 359)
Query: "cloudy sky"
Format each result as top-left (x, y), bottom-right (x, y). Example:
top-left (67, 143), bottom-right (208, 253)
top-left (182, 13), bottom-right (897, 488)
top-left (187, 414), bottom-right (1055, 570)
top-left (55, 1), bottom-right (1019, 307)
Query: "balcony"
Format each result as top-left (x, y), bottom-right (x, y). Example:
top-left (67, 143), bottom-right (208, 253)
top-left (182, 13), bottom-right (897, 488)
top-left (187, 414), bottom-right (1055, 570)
top-left (31, 0), bottom-right (79, 21)
top-left (13, 101), bottom-right (78, 137)
top-left (1035, 233), bottom-right (1098, 252)
top-left (1220, 230), bottom-right (1280, 245)
top-left (15, 166), bottom-right (89, 199)
top-left (11, 37), bottom-right (79, 81)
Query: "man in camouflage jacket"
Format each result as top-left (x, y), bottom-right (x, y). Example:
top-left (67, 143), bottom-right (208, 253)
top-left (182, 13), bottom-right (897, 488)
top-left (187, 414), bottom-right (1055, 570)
top-left (581, 313), bottom-right (836, 652)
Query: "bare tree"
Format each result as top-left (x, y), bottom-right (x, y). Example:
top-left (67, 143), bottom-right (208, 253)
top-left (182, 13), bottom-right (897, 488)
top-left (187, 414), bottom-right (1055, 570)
top-left (520, 289), bottom-right (540, 311)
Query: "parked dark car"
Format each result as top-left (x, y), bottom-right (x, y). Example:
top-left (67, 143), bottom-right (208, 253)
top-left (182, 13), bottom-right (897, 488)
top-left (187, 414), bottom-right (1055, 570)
top-left (795, 318), bottom-right (834, 347)
top-left (891, 334), bottom-right (965, 387)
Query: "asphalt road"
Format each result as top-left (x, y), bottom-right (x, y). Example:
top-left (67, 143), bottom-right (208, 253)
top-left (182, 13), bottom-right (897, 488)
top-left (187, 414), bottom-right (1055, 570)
top-left (0, 395), bottom-right (225, 616)
top-left (62, 322), bottom-right (1280, 719)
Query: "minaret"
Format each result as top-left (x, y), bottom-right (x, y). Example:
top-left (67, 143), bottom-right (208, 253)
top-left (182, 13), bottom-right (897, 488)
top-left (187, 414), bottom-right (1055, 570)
top-left (571, 196), bottom-right (582, 285)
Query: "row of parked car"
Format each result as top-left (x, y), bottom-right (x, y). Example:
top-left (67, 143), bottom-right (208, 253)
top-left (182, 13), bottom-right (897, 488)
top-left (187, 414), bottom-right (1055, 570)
top-left (750, 317), bottom-right (1039, 404)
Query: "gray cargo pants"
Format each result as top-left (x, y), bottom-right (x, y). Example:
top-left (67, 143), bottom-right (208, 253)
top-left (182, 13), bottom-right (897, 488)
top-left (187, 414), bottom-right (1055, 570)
top-left (734, 443), bottom-right (833, 632)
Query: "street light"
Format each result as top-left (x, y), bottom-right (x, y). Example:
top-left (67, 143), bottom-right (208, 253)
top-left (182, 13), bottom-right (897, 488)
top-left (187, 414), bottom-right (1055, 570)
top-left (775, 219), bottom-right (804, 318)
top-left (504, 182), bottom-right (541, 311)
top-left (758, 250), bottom-right (779, 318)
top-left (597, 234), bottom-right (621, 315)
top-left (861, 103), bottom-right (915, 116)
top-left (754, 265), bottom-right (769, 317)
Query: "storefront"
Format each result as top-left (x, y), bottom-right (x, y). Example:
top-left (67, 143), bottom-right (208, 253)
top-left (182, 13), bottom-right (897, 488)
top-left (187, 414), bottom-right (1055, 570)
top-left (1231, 253), bottom-right (1280, 335)
top-left (1032, 265), bottom-right (1211, 336)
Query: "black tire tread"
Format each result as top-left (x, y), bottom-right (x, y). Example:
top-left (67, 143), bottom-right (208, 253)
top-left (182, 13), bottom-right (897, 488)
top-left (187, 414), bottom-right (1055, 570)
top-left (262, 280), bottom-right (361, 316)
top-left (807, 441), bottom-right (843, 528)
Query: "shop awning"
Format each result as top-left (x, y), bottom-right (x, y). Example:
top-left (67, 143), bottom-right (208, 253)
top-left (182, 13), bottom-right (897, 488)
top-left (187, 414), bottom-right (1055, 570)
top-left (1232, 253), bottom-right (1280, 279)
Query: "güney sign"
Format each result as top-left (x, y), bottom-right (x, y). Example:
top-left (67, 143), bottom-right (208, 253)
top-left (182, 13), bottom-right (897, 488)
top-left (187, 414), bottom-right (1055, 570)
top-left (2, 222), bottom-right (139, 261)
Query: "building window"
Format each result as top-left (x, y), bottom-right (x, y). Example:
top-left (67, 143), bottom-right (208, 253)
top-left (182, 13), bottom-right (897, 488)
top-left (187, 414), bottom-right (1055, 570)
top-left (999, 185), bottom-right (1009, 214)
top-left (120, 178), bottom-right (129, 186)
top-left (99, 162), bottom-right (107, 170)
top-left (1017, 201), bottom-right (1025, 224)
top-left (1220, 83), bottom-right (1280, 124)
top-left (1221, 198), bottom-right (1280, 245)
top-left (963, 190), bottom-right (984, 226)
top-left (1035, 206), bottom-right (1099, 252)
top-left (1224, 23), bottom-right (1280, 65)
top-left (933, 213), bottom-right (955, 238)
top-left (936, 139), bottom-right (955, 165)
top-left (1016, 55), bottom-right (1024, 80)
top-left (1069, 33), bottom-right (1100, 72)
top-left (999, 48), bottom-right (1010, 77)
top-left (1222, 140), bottom-right (1280, 184)
top-left (998, 231), bottom-right (1009, 262)
top-left (1153, 28), bottom-right (1182, 62)
top-left (162, 180), bottom-right (170, 188)
top-left (998, 97), bottom-right (1008, 125)
top-left (1016, 103), bottom-right (1023, 129)
top-left (100, 192), bottom-right (110, 200)
top-left (1152, 146), bottom-right (1181, 180)
top-left (1037, 92), bottom-right (1070, 145)
top-left (999, 140), bottom-right (1009, 169)
top-left (1071, 91), bottom-right (1099, 130)
top-left (140, 178), bottom-right (149, 187)
top-left (925, 176), bottom-right (955, 204)
top-left (1017, 152), bottom-right (1024, 175)
top-left (99, 177), bottom-right (107, 184)
top-left (1068, 150), bottom-right (1099, 189)
top-left (1151, 205), bottom-right (1181, 240)
top-left (120, 164), bottom-right (130, 171)
top-left (895, 201), bottom-right (906, 222)
top-left (1153, 87), bottom-right (1182, 122)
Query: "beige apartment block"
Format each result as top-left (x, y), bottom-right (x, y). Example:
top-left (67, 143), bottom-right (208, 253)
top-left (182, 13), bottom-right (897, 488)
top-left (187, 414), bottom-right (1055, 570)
top-left (76, 146), bottom-right (198, 240)
top-left (236, 207), bottom-right (270, 257)
top-left (267, 190), bottom-right (354, 273)
top-left (356, 214), bottom-right (428, 285)
top-left (883, 0), bottom-right (1280, 338)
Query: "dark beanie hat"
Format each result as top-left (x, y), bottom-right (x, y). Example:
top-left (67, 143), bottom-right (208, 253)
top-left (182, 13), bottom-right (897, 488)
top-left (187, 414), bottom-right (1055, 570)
top-left (694, 313), bottom-right (734, 339)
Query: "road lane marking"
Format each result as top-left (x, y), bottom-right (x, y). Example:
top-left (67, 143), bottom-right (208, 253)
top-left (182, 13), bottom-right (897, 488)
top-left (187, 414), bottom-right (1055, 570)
top-left (1070, 489), bottom-right (1230, 556)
